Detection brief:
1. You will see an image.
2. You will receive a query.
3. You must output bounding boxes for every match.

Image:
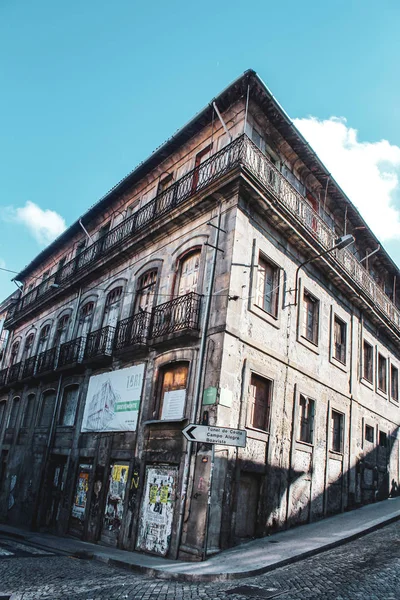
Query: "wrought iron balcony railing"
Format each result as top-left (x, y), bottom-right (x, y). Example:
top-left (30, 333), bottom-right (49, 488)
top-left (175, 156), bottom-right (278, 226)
top-left (7, 361), bottom-right (22, 385)
top-left (6, 136), bottom-right (243, 324)
top-left (150, 292), bottom-right (201, 339)
top-left (21, 355), bottom-right (37, 379)
top-left (0, 368), bottom-right (8, 387)
top-left (83, 326), bottom-right (115, 360)
top-left (58, 337), bottom-right (85, 368)
top-left (36, 347), bottom-right (56, 375)
top-left (7, 134), bottom-right (400, 336)
top-left (114, 312), bottom-right (150, 352)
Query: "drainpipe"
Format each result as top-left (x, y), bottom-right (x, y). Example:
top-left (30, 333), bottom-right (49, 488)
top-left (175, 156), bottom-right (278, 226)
top-left (175, 201), bottom-right (223, 558)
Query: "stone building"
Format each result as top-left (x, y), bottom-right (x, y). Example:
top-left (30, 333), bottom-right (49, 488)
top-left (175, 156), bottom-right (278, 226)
top-left (0, 69), bottom-right (399, 560)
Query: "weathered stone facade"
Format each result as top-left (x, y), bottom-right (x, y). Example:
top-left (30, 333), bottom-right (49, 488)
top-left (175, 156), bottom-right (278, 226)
top-left (0, 70), bottom-right (399, 560)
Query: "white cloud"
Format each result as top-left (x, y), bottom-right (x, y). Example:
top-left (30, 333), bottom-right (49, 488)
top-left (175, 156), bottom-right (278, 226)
top-left (5, 201), bottom-right (67, 246)
top-left (293, 116), bottom-right (400, 242)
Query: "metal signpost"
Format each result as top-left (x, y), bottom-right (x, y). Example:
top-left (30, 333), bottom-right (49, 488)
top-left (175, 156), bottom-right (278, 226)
top-left (182, 423), bottom-right (247, 558)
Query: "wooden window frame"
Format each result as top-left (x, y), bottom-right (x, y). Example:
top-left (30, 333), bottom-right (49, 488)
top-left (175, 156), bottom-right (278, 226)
top-left (248, 373), bottom-right (272, 433)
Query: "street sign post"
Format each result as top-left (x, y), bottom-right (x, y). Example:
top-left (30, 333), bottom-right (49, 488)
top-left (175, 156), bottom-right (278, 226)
top-left (182, 424), bottom-right (247, 448)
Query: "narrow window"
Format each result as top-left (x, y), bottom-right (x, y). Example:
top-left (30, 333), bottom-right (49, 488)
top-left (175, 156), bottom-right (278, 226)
top-left (135, 270), bottom-right (157, 314)
top-left (59, 386), bottom-right (79, 427)
top-left (302, 291), bottom-right (319, 345)
top-left (37, 324), bottom-right (51, 354)
top-left (158, 362), bottom-right (189, 420)
top-left (157, 173), bottom-right (173, 195)
top-left (298, 395), bottom-right (315, 444)
top-left (0, 401), bottom-right (6, 429)
top-left (77, 301), bottom-right (95, 338)
top-left (249, 374), bottom-right (272, 432)
top-left (39, 391), bottom-right (56, 428)
top-left (54, 314), bottom-right (70, 347)
top-left (7, 397), bottom-right (20, 429)
top-left (331, 410), bottom-right (344, 453)
top-left (256, 257), bottom-right (279, 317)
top-left (22, 333), bottom-right (35, 360)
top-left (391, 365), bottom-right (398, 402)
top-left (22, 394), bottom-right (35, 428)
top-left (333, 316), bottom-right (347, 363)
top-left (378, 353), bottom-right (387, 393)
top-left (192, 144), bottom-right (212, 192)
top-left (177, 251), bottom-right (201, 296)
top-left (365, 424), bottom-right (374, 443)
top-left (10, 341), bottom-right (20, 365)
top-left (379, 431), bottom-right (387, 447)
top-left (363, 341), bottom-right (373, 382)
top-left (103, 287), bottom-right (123, 329)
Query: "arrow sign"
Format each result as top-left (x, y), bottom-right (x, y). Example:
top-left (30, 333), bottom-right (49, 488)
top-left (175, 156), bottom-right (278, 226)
top-left (182, 424), bottom-right (247, 448)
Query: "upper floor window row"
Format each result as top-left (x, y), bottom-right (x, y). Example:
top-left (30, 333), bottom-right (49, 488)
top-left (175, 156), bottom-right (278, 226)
top-left (362, 339), bottom-right (399, 402)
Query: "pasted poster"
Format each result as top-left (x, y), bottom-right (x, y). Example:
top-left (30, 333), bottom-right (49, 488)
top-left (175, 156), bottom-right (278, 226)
top-left (136, 466), bottom-right (177, 556)
top-left (71, 464), bottom-right (92, 520)
top-left (161, 389), bottom-right (186, 420)
top-left (81, 364), bottom-right (145, 432)
top-left (103, 464), bottom-right (129, 534)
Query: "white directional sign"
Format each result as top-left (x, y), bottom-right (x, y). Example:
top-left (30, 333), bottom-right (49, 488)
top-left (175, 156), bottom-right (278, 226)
top-left (182, 424), bottom-right (247, 447)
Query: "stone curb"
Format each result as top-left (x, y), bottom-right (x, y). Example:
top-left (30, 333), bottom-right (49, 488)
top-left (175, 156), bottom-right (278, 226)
top-left (1, 511), bottom-right (400, 583)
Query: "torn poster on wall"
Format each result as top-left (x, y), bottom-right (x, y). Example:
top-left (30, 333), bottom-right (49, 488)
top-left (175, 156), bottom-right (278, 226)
top-left (71, 464), bottom-right (92, 520)
top-left (136, 466), bottom-right (177, 556)
top-left (103, 463), bottom-right (129, 534)
top-left (81, 364), bottom-right (145, 432)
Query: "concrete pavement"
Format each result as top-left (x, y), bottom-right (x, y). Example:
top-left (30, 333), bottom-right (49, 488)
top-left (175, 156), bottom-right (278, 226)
top-left (1, 496), bottom-right (400, 582)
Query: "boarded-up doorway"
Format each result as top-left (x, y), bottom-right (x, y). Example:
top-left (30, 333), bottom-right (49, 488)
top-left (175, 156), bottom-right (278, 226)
top-left (235, 473), bottom-right (260, 539)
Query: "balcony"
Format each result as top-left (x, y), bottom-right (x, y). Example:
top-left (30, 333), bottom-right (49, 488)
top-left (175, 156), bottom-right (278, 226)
top-left (0, 368), bottom-right (8, 388)
top-left (58, 337), bottom-right (85, 369)
top-left (114, 312), bottom-right (150, 353)
top-left (150, 292), bottom-right (201, 342)
top-left (83, 326), bottom-right (115, 363)
top-left (7, 362), bottom-right (22, 385)
top-left (6, 136), bottom-right (243, 326)
top-left (36, 347), bottom-right (56, 376)
top-left (21, 356), bottom-right (37, 380)
top-left (6, 135), bottom-right (400, 339)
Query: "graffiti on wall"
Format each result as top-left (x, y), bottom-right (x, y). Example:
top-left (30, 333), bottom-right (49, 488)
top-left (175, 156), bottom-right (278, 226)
top-left (103, 464), bottom-right (129, 533)
top-left (136, 466), bottom-right (177, 556)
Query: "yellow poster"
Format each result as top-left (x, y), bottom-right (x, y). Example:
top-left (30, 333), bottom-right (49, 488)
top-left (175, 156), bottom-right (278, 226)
top-left (149, 484), bottom-right (158, 504)
top-left (112, 464), bottom-right (129, 483)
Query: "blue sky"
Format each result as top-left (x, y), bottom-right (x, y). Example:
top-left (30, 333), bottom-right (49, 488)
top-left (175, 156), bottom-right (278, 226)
top-left (1, 0), bottom-right (400, 297)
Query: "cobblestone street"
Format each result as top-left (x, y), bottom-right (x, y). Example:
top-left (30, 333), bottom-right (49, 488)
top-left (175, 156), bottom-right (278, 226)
top-left (0, 520), bottom-right (399, 600)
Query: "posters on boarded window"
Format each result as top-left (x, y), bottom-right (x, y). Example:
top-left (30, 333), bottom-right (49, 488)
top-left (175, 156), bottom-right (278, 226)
top-left (136, 466), bottom-right (177, 556)
top-left (103, 463), bottom-right (129, 534)
top-left (81, 364), bottom-right (145, 432)
top-left (71, 464), bottom-right (92, 520)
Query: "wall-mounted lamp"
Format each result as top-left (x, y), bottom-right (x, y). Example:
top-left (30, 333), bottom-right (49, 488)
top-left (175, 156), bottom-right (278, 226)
top-left (50, 283), bottom-right (60, 289)
top-left (293, 234), bottom-right (355, 306)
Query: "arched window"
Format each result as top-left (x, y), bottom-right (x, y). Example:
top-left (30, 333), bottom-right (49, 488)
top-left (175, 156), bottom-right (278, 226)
top-left (38, 390), bottom-right (56, 428)
top-left (157, 362), bottom-right (189, 420)
top-left (10, 341), bottom-right (20, 365)
top-left (103, 287), bottom-right (123, 329)
top-left (77, 301), bottom-right (95, 338)
top-left (135, 270), bottom-right (157, 314)
top-left (54, 314), bottom-right (70, 347)
top-left (7, 396), bottom-right (20, 429)
top-left (37, 324), bottom-right (51, 355)
top-left (22, 333), bottom-right (35, 361)
top-left (59, 385), bottom-right (79, 427)
top-left (22, 394), bottom-right (35, 428)
top-left (177, 250), bottom-right (201, 296)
